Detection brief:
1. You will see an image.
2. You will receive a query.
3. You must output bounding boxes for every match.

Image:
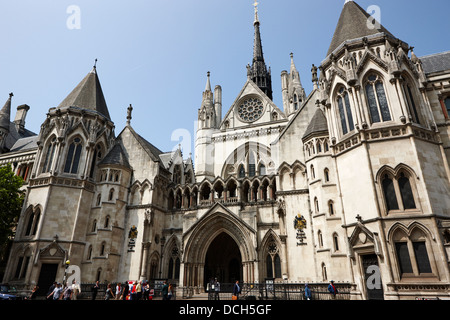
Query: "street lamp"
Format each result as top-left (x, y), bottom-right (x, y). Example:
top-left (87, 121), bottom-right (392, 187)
top-left (63, 260), bottom-right (70, 287)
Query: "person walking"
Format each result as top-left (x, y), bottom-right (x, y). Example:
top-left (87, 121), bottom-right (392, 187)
top-left (63, 284), bottom-right (72, 300)
top-left (136, 281), bottom-right (142, 300)
top-left (328, 280), bottom-right (338, 299)
top-left (115, 283), bottom-right (121, 300)
top-left (105, 284), bottom-right (115, 300)
top-left (162, 281), bottom-right (169, 300)
top-left (168, 283), bottom-right (173, 300)
top-left (71, 280), bottom-right (81, 300)
top-left (143, 282), bottom-right (150, 300)
top-left (304, 283), bottom-right (312, 300)
top-left (233, 280), bottom-right (241, 300)
top-left (214, 278), bottom-right (220, 300)
top-left (91, 281), bottom-right (100, 300)
top-left (46, 282), bottom-right (56, 301)
top-left (121, 281), bottom-right (129, 300)
top-left (47, 283), bottom-right (63, 300)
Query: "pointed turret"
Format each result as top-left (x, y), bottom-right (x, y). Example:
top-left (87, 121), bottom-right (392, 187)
top-left (0, 93), bottom-right (12, 130)
top-left (327, 0), bottom-right (395, 57)
top-left (0, 93), bottom-right (13, 153)
top-left (248, 0), bottom-right (273, 100)
top-left (281, 53), bottom-right (306, 118)
top-left (57, 65), bottom-right (111, 121)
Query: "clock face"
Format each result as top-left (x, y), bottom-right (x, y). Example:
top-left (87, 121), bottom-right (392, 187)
top-left (237, 97), bottom-right (264, 122)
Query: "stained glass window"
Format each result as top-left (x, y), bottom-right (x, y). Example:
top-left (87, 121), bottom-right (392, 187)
top-left (365, 74), bottom-right (391, 123)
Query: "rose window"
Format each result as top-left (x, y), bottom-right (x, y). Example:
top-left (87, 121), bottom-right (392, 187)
top-left (237, 97), bottom-right (264, 122)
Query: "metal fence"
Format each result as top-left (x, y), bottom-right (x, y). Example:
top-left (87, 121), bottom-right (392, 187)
top-left (201, 282), bottom-right (352, 301)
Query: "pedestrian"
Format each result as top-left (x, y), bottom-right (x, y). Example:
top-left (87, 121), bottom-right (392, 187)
top-left (91, 281), bottom-right (100, 300)
top-left (162, 281), bottom-right (169, 300)
top-left (136, 281), bottom-right (142, 300)
top-left (47, 283), bottom-right (63, 300)
top-left (143, 282), bottom-right (150, 300)
top-left (130, 281), bottom-right (137, 300)
top-left (46, 282), bottom-right (56, 300)
top-left (115, 283), bottom-right (121, 300)
top-left (72, 280), bottom-right (81, 300)
top-left (168, 283), bottom-right (173, 300)
top-left (105, 284), bottom-right (115, 300)
top-left (214, 278), bottom-right (220, 300)
top-left (232, 280), bottom-right (241, 300)
top-left (305, 283), bottom-right (312, 300)
top-left (121, 281), bottom-right (129, 300)
top-left (63, 285), bottom-right (72, 300)
top-left (328, 280), bottom-right (338, 298)
top-left (27, 286), bottom-right (39, 300)
top-left (208, 278), bottom-right (214, 300)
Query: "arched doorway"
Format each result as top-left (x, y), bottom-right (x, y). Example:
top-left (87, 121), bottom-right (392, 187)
top-left (204, 232), bottom-right (242, 287)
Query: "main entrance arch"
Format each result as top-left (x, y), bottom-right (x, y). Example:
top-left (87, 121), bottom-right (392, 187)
top-left (181, 204), bottom-right (257, 289)
top-left (204, 232), bottom-right (242, 287)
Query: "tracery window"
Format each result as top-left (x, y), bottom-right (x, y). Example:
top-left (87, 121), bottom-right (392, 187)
top-left (381, 170), bottom-right (417, 213)
top-left (401, 75), bottom-right (422, 124)
top-left (42, 137), bottom-right (57, 173)
top-left (24, 207), bottom-right (40, 237)
top-left (365, 74), bottom-right (391, 123)
top-left (64, 137), bottom-right (83, 174)
top-left (336, 86), bottom-right (355, 135)
top-left (393, 228), bottom-right (433, 277)
top-left (266, 240), bottom-right (282, 279)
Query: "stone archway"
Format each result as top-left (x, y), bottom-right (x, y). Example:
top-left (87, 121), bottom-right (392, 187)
top-left (204, 232), bottom-right (242, 287)
top-left (181, 205), bottom-right (256, 290)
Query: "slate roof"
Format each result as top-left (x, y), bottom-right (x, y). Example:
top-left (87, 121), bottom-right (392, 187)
top-left (57, 67), bottom-right (111, 120)
top-left (420, 51), bottom-right (450, 75)
top-left (9, 135), bottom-right (38, 153)
top-left (302, 108), bottom-right (328, 140)
top-left (99, 143), bottom-right (131, 168)
top-left (327, 1), bottom-right (395, 56)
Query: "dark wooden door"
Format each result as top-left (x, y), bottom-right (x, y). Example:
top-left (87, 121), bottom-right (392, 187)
top-left (361, 254), bottom-right (384, 300)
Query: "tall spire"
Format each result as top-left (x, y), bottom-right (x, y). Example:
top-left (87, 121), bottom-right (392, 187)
top-left (57, 65), bottom-right (111, 120)
top-left (0, 93), bottom-right (13, 130)
top-left (249, 0), bottom-right (273, 100)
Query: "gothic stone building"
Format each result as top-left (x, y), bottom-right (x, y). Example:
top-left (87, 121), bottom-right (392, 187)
top-left (2, 1), bottom-right (450, 300)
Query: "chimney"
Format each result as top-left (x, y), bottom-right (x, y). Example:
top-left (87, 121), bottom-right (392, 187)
top-left (14, 104), bottom-right (30, 134)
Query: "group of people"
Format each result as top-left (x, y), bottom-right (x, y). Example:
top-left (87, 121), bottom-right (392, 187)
top-left (92, 280), bottom-right (174, 300)
top-left (304, 280), bottom-right (339, 300)
top-left (208, 278), bottom-right (242, 300)
top-left (46, 280), bottom-right (82, 300)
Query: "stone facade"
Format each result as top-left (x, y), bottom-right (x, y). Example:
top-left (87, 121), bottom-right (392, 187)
top-left (2, 1), bottom-right (450, 300)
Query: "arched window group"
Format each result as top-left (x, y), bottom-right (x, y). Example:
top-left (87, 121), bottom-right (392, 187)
top-left (381, 169), bottom-right (417, 213)
top-left (24, 207), bottom-right (41, 237)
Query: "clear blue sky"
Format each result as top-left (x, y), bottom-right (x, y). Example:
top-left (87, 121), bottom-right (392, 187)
top-left (1, 0), bottom-right (449, 155)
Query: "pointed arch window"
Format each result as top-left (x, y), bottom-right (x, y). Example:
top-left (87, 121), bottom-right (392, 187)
top-left (64, 137), bottom-right (83, 174)
top-left (365, 74), bottom-right (391, 123)
top-left (24, 208), bottom-right (41, 237)
top-left (266, 240), bottom-right (282, 279)
top-left (259, 163), bottom-right (266, 176)
top-left (248, 152), bottom-right (256, 177)
top-left (238, 164), bottom-right (246, 179)
top-left (401, 75), bottom-right (421, 125)
top-left (89, 144), bottom-right (103, 179)
top-left (42, 137), bottom-right (57, 173)
top-left (336, 87), bottom-right (355, 135)
top-left (381, 170), bottom-right (418, 213)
